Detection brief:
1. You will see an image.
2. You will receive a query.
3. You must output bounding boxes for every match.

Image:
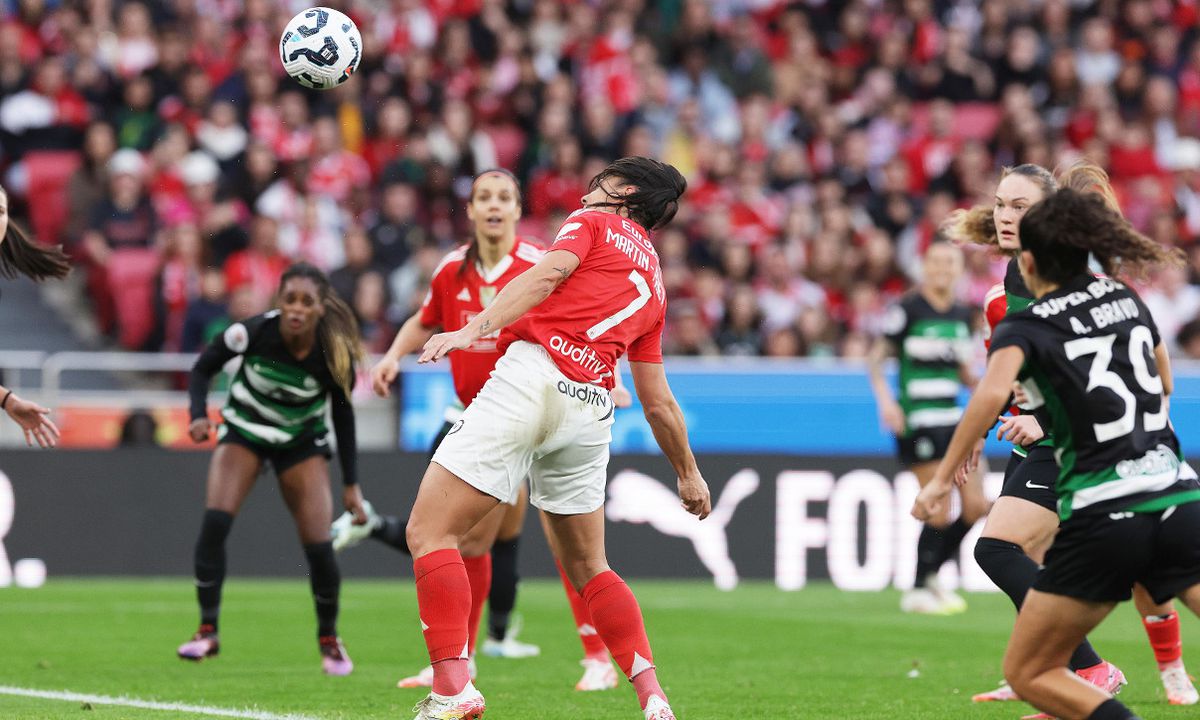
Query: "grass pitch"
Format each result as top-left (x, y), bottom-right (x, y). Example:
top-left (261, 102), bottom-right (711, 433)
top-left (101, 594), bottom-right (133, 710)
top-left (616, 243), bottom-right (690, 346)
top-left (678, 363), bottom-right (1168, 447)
top-left (0, 579), bottom-right (1196, 719)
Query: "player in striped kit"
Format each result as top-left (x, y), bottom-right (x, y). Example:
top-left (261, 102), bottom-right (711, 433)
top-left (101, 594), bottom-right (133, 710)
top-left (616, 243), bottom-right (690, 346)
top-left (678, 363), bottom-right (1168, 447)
top-left (950, 163), bottom-right (1196, 708)
top-left (178, 263), bottom-right (364, 675)
top-left (915, 188), bottom-right (1200, 720)
top-left (868, 241), bottom-right (988, 615)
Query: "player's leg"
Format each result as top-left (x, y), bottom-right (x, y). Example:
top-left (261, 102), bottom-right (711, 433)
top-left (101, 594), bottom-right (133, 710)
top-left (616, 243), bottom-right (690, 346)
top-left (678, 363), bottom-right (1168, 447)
top-left (484, 486), bottom-right (540, 658)
top-left (539, 509), bottom-right (617, 690)
top-left (406, 462), bottom-right (501, 703)
top-left (1133, 585), bottom-right (1197, 704)
top-left (1003, 590), bottom-right (1124, 720)
top-left (546, 508), bottom-right (671, 717)
top-left (904, 458), bottom-right (956, 613)
top-left (178, 441), bottom-right (261, 660)
top-left (332, 420), bottom-right (457, 554)
top-left (397, 498), bottom-right (504, 689)
top-left (277, 453), bottom-right (352, 676)
top-left (931, 458), bottom-right (989, 613)
top-left (973, 449), bottom-right (1111, 702)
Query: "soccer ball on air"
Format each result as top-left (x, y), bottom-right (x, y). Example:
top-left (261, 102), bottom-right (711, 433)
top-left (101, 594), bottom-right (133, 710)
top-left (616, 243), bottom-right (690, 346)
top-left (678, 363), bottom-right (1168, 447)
top-left (279, 7), bottom-right (362, 90)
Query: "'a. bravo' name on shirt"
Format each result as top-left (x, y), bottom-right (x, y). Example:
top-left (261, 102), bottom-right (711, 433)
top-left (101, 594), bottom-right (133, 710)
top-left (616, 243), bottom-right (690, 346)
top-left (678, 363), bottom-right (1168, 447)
top-left (502, 209), bottom-right (667, 389)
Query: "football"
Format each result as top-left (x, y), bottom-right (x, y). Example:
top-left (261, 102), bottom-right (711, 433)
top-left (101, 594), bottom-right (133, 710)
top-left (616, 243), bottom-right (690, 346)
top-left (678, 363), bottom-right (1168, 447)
top-left (278, 7), bottom-right (361, 90)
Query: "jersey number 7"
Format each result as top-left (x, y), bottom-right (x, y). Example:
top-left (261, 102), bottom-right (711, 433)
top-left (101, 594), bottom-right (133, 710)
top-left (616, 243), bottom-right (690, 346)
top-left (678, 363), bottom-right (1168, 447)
top-left (586, 271), bottom-right (652, 340)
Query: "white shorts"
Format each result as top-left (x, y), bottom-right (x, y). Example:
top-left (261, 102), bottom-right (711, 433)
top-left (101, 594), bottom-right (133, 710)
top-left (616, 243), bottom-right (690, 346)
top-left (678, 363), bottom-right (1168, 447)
top-left (432, 341), bottom-right (615, 515)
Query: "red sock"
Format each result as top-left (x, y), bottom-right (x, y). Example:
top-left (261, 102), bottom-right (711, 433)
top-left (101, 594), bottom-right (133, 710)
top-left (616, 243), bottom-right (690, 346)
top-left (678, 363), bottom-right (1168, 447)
top-left (414, 549), bottom-right (471, 695)
top-left (463, 553), bottom-right (492, 656)
top-left (1143, 612), bottom-right (1183, 667)
top-left (582, 570), bottom-right (665, 710)
top-left (557, 560), bottom-right (608, 660)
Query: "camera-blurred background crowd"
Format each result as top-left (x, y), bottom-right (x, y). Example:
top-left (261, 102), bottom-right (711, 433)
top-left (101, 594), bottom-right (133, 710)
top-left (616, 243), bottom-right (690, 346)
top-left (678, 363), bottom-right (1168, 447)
top-left (2, 0), bottom-right (1199, 361)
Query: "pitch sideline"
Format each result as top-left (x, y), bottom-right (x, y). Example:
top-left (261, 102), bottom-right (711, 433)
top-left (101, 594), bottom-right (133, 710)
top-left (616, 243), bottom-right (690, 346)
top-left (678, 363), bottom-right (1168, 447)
top-left (0, 685), bottom-right (322, 719)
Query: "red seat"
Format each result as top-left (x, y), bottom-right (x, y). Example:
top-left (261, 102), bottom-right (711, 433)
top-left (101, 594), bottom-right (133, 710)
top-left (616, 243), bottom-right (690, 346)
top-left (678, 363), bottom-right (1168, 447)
top-left (24, 150), bottom-right (82, 246)
top-left (107, 248), bottom-right (160, 350)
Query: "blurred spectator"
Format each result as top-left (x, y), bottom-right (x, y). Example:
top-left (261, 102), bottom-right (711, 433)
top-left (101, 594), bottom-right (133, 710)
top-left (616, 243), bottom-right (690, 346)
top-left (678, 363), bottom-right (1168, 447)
top-left (119, 409), bottom-right (160, 447)
top-left (330, 225), bottom-right (381, 307)
top-left (181, 267), bottom-right (230, 353)
top-left (4, 0), bottom-right (1198, 359)
top-left (225, 214), bottom-right (288, 315)
top-left (1142, 266), bottom-right (1200, 354)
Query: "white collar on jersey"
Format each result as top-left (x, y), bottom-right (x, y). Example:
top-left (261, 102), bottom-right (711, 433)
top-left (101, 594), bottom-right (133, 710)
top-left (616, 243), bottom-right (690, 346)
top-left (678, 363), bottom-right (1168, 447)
top-left (476, 254), bottom-right (513, 284)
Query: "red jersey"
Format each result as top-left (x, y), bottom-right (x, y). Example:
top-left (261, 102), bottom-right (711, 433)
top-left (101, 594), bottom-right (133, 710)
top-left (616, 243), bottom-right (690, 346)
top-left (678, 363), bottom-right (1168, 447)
top-left (421, 238), bottom-right (543, 406)
top-left (500, 210), bottom-right (666, 389)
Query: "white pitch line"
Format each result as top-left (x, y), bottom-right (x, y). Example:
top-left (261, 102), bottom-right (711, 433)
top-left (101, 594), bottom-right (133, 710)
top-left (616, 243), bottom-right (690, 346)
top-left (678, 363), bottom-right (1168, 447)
top-left (0, 685), bottom-right (322, 720)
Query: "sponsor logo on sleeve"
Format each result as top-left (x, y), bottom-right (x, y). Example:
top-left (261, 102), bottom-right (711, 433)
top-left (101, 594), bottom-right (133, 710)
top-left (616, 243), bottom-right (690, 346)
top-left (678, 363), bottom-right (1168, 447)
top-left (554, 222), bottom-right (583, 243)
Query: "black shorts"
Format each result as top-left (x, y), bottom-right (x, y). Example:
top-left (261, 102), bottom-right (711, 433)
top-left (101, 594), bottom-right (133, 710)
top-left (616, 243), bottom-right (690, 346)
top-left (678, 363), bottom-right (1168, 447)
top-left (999, 445), bottom-right (1059, 513)
top-left (1034, 500), bottom-right (1200, 604)
top-left (897, 426), bottom-right (955, 466)
top-left (219, 425), bottom-right (332, 475)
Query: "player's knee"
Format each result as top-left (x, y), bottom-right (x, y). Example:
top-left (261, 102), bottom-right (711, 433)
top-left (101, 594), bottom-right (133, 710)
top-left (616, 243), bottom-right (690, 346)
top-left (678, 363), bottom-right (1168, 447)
top-left (405, 515), bottom-right (455, 558)
top-left (1002, 654), bottom-right (1035, 696)
top-left (196, 509), bottom-right (234, 548)
top-left (974, 537), bottom-right (1022, 579)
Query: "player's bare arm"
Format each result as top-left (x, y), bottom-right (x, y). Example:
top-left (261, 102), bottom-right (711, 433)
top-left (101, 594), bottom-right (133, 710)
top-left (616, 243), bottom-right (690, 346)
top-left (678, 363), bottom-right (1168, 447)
top-left (419, 250), bottom-right (581, 363)
top-left (371, 313), bottom-right (439, 397)
top-left (630, 360), bottom-right (711, 520)
top-left (866, 336), bottom-right (905, 435)
top-left (912, 345), bottom-right (1024, 521)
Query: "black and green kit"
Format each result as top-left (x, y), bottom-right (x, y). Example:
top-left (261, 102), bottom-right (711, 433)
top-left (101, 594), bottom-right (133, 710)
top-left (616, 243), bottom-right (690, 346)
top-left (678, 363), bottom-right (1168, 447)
top-left (990, 275), bottom-right (1199, 520)
top-left (188, 311), bottom-right (358, 484)
top-left (992, 273), bottom-right (1200, 604)
top-left (882, 292), bottom-right (973, 465)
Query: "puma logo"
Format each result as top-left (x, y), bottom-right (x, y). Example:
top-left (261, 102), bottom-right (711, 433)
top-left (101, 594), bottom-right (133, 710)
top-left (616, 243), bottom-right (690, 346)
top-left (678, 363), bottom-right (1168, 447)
top-left (606, 469), bottom-right (759, 590)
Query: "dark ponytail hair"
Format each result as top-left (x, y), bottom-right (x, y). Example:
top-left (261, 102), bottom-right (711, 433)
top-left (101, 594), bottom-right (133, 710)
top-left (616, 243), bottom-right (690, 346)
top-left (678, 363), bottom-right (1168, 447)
top-left (1019, 188), bottom-right (1184, 285)
top-left (0, 187), bottom-right (71, 281)
top-left (587, 156), bottom-right (687, 230)
top-left (278, 263), bottom-right (365, 398)
top-left (460, 168), bottom-right (521, 277)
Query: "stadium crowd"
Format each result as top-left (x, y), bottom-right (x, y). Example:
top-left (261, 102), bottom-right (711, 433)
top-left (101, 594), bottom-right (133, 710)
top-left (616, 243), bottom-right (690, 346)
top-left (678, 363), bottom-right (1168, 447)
top-left (2, 0), bottom-right (1200, 359)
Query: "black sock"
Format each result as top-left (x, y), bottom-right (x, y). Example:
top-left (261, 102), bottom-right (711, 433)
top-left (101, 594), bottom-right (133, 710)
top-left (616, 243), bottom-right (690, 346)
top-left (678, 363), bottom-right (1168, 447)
top-left (1069, 641), bottom-right (1104, 672)
top-left (937, 518), bottom-right (973, 567)
top-left (1086, 698), bottom-right (1139, 720)
top-left (974, 538), bottom-right (1104, 671)
top-left (914, 525), bottom-right (945, 588)
top-left (194, 509), bottom-right (233, 632)
top-left (304, 541), bottom-right (340, 638)
top-left (370, 514), bottom-right (410, 556)
top-left (488, 536), bottom-right (521, 641)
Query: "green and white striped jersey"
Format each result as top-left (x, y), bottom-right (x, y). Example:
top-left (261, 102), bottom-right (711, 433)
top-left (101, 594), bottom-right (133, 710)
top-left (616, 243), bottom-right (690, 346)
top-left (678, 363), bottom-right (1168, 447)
top-left (190, 311), bottom-right (340, 446)
top-left (882, 292), bottom-right (973, 435)
top-left (991, 274), bottom-right (1200, 520)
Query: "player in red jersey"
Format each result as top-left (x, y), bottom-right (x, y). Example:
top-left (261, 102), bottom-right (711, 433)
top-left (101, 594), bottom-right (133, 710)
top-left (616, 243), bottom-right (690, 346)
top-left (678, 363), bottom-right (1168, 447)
top-left (407, 157), bottom-right (709, 720)
top-left (333, 170), bottom-right (542, 682)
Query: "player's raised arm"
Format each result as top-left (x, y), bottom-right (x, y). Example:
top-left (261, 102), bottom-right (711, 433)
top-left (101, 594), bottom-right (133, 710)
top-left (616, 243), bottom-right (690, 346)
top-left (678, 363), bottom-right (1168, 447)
top-left (629, 360), bottom-right (711, 519)
top-left (419, 249), bottom-right (581, 363)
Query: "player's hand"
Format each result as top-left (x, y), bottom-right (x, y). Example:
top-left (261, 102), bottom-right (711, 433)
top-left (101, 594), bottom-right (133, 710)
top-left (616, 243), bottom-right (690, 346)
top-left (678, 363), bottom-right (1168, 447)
top-left (5, 395), bottom-right (59, 448)
top-left (955, 438), bottom-right (985, 487)
top-left (610, 385), bottom-right (633, 408)
top-left (342, 484), bottom-right (368, 525)
top-left (371, 355), bottom-right (400, 398)
top-left (996, 414), bottom-right (1043, 446)
top-left (189, 418), bottom-right (213, 443)
top-left (419, 330), bottom-right (473, 364)
top-left (912, 479), bottom-right (952, 522)
top-left (678, 474), bottom-right (711, 520)
top-left (880, 401), bottom-right (906, 435)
